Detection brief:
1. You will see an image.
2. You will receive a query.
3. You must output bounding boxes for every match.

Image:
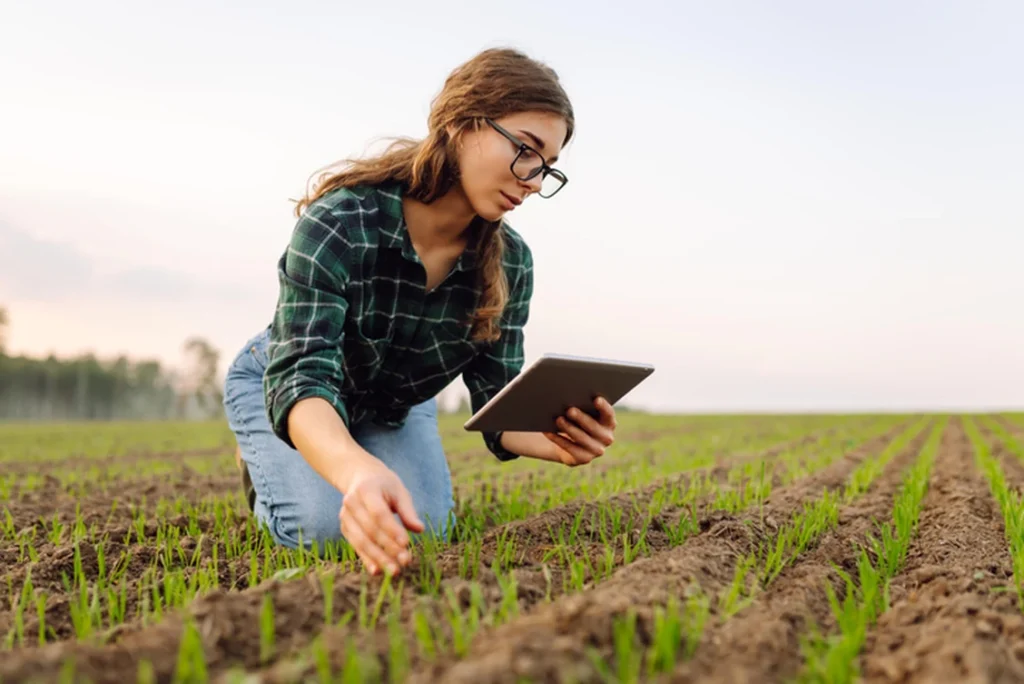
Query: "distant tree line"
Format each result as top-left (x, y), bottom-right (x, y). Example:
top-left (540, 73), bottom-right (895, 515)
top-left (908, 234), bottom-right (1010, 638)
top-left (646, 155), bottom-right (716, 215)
top-left (0, 306), bottom-right (223, 421)
top-left (0, 306), bottom-right (646, 422)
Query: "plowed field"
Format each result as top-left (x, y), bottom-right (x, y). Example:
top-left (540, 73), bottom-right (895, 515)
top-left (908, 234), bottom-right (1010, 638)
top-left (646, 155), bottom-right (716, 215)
top-left (2, 412), bottom-right (1024, 683)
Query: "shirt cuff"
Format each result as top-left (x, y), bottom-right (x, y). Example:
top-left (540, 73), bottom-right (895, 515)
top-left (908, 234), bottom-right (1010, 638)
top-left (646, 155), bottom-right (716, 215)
top-left (267, 385), bottom-right (350, 450)
top-left (484, 430), bottom-right (520, 462)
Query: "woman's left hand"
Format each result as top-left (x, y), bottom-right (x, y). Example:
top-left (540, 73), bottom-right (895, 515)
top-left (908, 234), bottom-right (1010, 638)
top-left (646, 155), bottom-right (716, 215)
top-left (543, 396), bottom-right (617, 467)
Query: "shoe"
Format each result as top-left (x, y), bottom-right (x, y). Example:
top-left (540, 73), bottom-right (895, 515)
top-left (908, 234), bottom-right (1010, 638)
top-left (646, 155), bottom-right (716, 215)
top-left (241, 462), bottom-right (256, 513)
top-left (235, 445), bottom-right (256, 513)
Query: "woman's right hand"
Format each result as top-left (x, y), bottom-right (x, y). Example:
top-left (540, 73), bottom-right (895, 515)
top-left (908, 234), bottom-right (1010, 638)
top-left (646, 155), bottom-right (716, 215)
top-left (338, 461), bottom-right (425, 575)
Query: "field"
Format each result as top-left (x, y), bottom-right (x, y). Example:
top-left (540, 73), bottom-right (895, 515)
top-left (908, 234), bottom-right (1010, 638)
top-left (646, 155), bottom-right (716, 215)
top-left (3, 412), bottom-right (1024, 683)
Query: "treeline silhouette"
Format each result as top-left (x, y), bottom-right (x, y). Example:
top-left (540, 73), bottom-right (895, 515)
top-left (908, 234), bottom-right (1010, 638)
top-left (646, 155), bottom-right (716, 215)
top-left (0, 306), bottom-right (223, 421)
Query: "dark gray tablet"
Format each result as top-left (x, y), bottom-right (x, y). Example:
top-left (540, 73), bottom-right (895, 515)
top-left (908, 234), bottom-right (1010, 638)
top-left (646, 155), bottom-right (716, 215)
top-left (463, 353), bottom-right (655, 433)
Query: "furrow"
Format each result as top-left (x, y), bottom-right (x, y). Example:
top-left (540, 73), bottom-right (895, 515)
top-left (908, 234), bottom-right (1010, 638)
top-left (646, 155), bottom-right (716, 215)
top-left (386, 422), bottom-right (914, 683)
top-left (656, 419), bottom-right (932, 683)
top-left (0, 423), bottom-right (902, 684)
top-left (853, 417), bottom-right (1024, 683)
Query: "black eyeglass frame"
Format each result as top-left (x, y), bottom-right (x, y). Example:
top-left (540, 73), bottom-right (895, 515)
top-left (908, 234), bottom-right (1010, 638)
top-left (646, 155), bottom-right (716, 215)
top-left (484, 118), bottom-right (568, 198)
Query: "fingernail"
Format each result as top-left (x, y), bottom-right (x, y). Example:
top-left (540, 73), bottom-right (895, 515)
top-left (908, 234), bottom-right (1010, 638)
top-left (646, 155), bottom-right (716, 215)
top-left (399, 551), bottom-right (411, 564)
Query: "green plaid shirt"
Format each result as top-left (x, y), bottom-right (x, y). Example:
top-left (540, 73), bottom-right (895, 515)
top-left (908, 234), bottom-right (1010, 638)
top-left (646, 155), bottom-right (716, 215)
top-left (262, 181), bottom-right (532, 461)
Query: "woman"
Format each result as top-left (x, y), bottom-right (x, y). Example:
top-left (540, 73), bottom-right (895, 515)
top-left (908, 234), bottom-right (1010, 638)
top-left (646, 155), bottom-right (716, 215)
top-left (223, 47), bottom-right (617, 576)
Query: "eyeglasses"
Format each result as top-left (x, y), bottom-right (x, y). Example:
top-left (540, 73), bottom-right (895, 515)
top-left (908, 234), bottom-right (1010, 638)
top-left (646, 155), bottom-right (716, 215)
top-left (484, 118), bottom-right (568, 198)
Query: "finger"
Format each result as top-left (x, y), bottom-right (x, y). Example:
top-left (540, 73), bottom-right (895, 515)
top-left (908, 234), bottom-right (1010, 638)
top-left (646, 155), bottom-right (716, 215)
top-left (363, 491), bottom-right (410, 547)
top-left (340, 516), bottom-right (376, 574)
top-left (359, 496), bottom-right (411, 568)
top-left (543, 433), bottom-right (579, 466)
top-left (546, 431), bottom-right (595, 466)
top-left (540, 432), bottom-right (573, 464)
top-left (556, 414), bottom-right (608, 456)
top-left (341, 511), bottom-right (391, 575)
top-left (565, 407), bottom-right (614, 447)
top-left (588, 399), bottom-right (617, 436)
top-left (594, 396), bottom-right (617, 430)
top-left (542, 432), bottom-right (576, 465)
top-left (345, 497), bottom-right (405, 573)
top-left (387, 482), bottom-right (425, 535)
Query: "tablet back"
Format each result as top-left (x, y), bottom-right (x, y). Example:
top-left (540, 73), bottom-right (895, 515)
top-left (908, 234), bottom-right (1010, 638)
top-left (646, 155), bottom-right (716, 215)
top-left (463, 353), bottom-right (654, 433)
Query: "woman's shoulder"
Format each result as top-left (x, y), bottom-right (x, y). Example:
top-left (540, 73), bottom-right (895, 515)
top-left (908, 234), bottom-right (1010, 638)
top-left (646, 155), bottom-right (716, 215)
top-left (302, 182), bottom-right (403, 233)
top-left (285, 182), bottom-right (403, 277)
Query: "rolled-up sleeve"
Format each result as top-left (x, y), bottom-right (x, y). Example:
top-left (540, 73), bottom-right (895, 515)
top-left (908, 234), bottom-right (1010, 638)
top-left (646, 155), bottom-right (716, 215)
top-left (263, 204), bottom-right (353, 449)
top-left (462, 242), bottom-right (533, 461)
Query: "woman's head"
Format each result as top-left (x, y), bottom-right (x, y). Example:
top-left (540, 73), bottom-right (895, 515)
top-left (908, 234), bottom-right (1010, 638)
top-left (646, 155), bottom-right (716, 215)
top-left (295, 47), bottom-right (574, 215)
top-left (428, 48), bottom-right (574, 220)
top-left (451, 112), bottom-right (570, 221)
top-left (294, 47), bottom-right (575, 342)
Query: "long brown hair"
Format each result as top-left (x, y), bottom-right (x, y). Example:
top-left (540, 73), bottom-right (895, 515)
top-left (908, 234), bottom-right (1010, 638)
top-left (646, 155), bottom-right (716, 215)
top-left (291, 47), bottom-right (575, 343)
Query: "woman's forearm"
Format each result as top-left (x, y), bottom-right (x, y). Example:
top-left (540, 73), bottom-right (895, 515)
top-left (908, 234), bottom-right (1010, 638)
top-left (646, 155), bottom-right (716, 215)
top-left (286, 396), bottom-right (381, 493)
top-left (499, 430), bottom-right (560, 462)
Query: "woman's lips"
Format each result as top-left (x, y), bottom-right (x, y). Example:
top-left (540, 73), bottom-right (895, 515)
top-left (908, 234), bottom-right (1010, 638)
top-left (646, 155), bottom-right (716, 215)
top-left (500, 191), bottom-right (521, 210)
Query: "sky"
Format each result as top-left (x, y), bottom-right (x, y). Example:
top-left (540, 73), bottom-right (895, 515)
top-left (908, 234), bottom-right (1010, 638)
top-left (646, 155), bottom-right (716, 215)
top-left (1, 0), bottom-right (1022, 413)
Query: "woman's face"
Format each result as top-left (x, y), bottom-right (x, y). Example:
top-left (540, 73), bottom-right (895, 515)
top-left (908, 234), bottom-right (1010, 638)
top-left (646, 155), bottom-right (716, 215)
top-left (454, 110), bottom-right (569, 221)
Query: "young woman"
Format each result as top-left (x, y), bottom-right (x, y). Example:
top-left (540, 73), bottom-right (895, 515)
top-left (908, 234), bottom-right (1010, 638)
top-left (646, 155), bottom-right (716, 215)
top-left (222, 47), bottom-right (618, 576)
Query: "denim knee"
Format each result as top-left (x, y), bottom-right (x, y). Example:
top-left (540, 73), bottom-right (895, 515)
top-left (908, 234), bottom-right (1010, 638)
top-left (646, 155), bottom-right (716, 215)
top-left (267, 487), bottom-right (345, 550)
top-left (269, 491), bottom-right (453, 550)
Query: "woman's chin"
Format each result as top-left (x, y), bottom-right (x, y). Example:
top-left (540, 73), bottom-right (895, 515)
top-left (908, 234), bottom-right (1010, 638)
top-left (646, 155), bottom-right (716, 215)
top-left (471, 205), bottom-right (505, 223)
top-left (471, 196), bottom-right (509, 223)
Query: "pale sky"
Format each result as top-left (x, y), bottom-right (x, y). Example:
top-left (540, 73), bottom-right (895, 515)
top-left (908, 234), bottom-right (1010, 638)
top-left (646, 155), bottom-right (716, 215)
top-left (1, 0), bottom-right (1022, 412)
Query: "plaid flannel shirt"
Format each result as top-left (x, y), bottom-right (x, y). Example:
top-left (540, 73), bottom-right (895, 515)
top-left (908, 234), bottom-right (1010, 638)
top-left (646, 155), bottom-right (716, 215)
top-left (262, 181), bottom-right (532, 461)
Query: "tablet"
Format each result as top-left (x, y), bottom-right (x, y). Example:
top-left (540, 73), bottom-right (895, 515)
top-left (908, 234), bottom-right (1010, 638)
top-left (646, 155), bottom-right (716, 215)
top-left (463, 353), bottom-right (655, 433)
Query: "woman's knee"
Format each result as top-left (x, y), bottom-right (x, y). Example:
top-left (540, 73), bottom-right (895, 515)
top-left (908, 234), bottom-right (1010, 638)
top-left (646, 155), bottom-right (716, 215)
top-left (259, 488), bottom-right (454, 553)
top-left (262, 487), bottom-right (345, 550)
top-left (266, 495), bottom-right (452, 550)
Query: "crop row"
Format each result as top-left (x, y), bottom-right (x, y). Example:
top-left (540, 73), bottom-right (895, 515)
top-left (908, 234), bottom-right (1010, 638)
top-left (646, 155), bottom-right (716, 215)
top-left (1, 417), bottom-right (901, 652)
top-left (185, 419), bottom-right (923, 681)
top-left (15, 413), bottom-right (1024, 684)
top-left (0, 415), bottom-right (911, 684)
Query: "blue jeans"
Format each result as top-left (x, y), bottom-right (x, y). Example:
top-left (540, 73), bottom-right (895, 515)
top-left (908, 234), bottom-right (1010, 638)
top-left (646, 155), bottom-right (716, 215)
top-left (222, 328), bottom-right (455, 550)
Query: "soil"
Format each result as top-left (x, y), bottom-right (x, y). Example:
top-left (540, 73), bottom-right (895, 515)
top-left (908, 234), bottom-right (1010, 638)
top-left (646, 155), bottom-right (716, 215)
top-left (1, 445), bottom-right (232, 477)
top-left (396, 420), bottom-right (915, 683)
top-left (0, 420), bottom-right (913, 684)
top-left (449, 420), bottom-right (849, 525)
top-left (662, 419), bottom-right (932, 683)
top-left (857, 418), bottom-right (1024, 683)
top-left (4, 467), bottom-right (242, 533)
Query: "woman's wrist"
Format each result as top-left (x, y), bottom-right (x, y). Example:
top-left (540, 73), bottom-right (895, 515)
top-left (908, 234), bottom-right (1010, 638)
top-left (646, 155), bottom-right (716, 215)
top-left (328, 448), bottom-right (387, 493)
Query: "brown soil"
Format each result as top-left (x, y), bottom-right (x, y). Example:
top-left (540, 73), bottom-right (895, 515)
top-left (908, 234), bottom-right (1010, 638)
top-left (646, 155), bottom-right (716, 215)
top-left (0, 422), bottom-right (910, 684)
top-left (1, 445), bottom-right (233, 477)
top-left (444, 418), bottom-right (712, 476)
top-left (993, 433), bottom-right (1024, 493)
top-left (2, 471), bottom-right (243, 537)
top-left (450, 420), bottom-right (895, 540)
top-left (995, 415), bottom-right (1024, 435)
top-left (661, 419), bottom-right (931, 683)
top-left (857, 418), bottom-right (1024, 683)
top-left (391, 419), bottom-right (916, 683)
